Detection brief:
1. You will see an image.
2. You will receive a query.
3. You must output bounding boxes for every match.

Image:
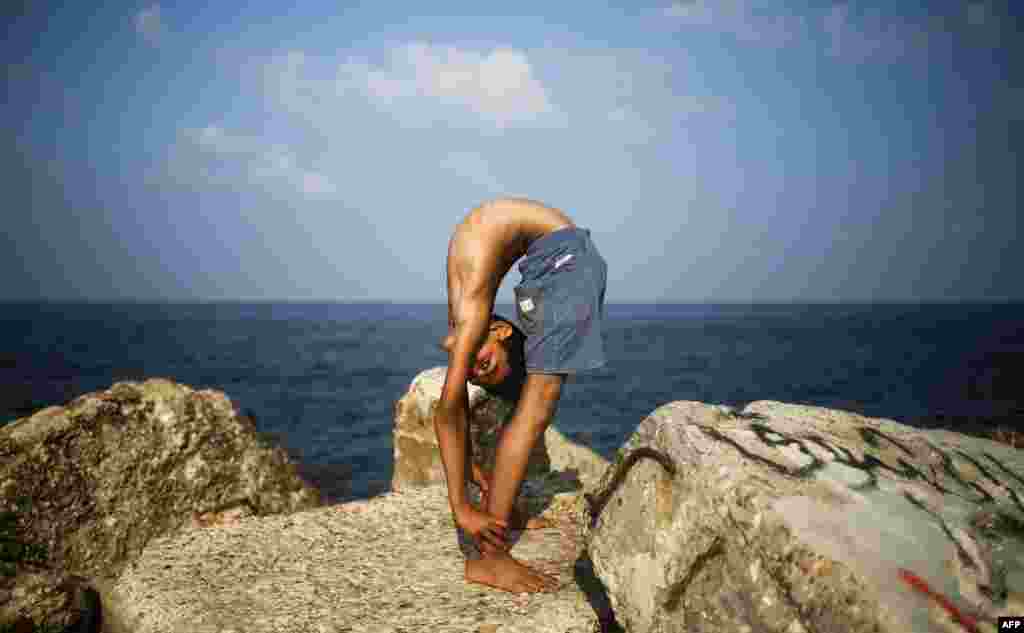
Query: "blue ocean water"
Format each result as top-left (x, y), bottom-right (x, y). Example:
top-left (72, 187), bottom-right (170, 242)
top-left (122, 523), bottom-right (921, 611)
top-left (2, 302), bottom-right (1021, 498)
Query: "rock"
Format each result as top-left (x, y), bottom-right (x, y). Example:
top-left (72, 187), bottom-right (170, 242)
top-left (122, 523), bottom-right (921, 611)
top-left (0, 379), bottom-right (321, 628)
top-left (0, 567), bottom-right (99, 632)
top-left (293, 462), bottom-right (355, 505)
top-left (105, 486), bottom-right (600, 632)
top-left (392, 367), bottom-right (609, 524)
top-left (587, 400), bottom-right (1024, 633)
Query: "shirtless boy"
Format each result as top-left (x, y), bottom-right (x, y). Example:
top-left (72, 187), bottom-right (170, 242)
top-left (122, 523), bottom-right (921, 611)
top-left (436, 198), bottom-right (608, 593)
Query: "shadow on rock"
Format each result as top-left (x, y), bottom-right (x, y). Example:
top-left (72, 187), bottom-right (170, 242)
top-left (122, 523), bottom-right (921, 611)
top-left (574, 552), bottom-right (624, 633)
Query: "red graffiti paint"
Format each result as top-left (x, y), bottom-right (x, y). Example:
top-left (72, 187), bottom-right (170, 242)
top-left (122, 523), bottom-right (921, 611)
top-left (897, 568), bottom-right (981, 633)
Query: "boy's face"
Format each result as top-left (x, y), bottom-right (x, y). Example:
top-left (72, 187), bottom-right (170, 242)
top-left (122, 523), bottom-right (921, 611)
top-left (468, 321), bottom-right (515, 388)
top-left (440, 319), bottom-right (519, 388)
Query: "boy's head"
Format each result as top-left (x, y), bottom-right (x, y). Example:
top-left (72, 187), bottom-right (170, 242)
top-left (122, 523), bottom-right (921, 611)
top-left (468, 315), bottom-right (527, 400)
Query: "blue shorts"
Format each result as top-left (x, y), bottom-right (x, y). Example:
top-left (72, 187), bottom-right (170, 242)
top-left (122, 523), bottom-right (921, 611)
top-left (514, 227), bottom-right (607, 375)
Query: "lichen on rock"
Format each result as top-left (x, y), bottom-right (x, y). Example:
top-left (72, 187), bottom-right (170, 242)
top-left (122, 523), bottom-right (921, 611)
top-left (0, 378), bottom-right (321, 629)
top-left (587, 400), bottom-right (1024, 633)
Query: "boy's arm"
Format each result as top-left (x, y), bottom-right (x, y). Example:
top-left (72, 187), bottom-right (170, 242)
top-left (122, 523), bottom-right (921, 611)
top-left (434, 298), bottom-right (501, 532)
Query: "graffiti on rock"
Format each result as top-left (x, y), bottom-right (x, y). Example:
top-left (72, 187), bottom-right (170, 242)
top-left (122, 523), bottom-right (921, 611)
top-left (698, 418), bottom-right (1023, 515)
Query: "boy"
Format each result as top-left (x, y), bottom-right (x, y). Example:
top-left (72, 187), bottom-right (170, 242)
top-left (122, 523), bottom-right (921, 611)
top-left (436, 198), bottom-right (607, 593)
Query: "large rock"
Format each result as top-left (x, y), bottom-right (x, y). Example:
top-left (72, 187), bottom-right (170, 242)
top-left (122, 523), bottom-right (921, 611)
top-left (588, 400), bottom-right (1024, 633)
top-left (106, 485), bottom-right (600, 632)
top-left (392, 367), bottom-right (610, 522)
top-left (0, 565), bottom-right (99, 632)
top-left (0, 379), bottom-right (321, 628)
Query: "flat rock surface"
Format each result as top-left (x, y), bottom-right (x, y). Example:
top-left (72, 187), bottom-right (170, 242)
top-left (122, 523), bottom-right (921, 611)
top-left (106, 486), bottom-right (600, 633)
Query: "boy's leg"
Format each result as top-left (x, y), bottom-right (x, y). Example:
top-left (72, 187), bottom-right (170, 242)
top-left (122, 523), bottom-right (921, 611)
top-left (484, 373), bottom-right (563, 523)
top-left (477, 472), bottom-right (551, 529)
top-left (464, 373), bottom-right (563, 592)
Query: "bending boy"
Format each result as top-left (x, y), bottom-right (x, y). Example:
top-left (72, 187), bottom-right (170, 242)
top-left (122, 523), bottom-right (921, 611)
top-left (436, 198), bottom-right (607, 593)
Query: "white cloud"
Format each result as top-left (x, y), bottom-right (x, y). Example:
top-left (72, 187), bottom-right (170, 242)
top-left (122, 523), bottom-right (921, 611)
top-left (260, 43), bottom-right (729, 142)
top-left (822, 5), bottom-right (933, 62)
top-left (529, 49), bottom-right (731, 142)
top-left (823, 5), bottom-right (882, 60)
top-left (176, 126), bottom-right (338, 199)
top-left (133, 5), bottom-right (164, 45)
top-left (664, 0), bottom-right (719, 26)
top-left (163, 43), bottom-right (730, 208)
top-left (339, 43), bottom-right (554, 128)
top-left (661, 3), bottom-right (975, 62)
top-left (662, 0), bottom-right (805, 46)
top-left (300, 171), bottom-right (338, 196)
top-left (265, 51), bottom-right (309, 108)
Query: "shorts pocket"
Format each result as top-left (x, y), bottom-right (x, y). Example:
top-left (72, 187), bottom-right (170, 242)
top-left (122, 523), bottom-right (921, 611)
top-left (514, 286), bottom-right (544, 336)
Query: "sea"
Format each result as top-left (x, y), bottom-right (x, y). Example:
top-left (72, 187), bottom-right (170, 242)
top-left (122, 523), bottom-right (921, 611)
top-left (2, 302), bottom-right (1021, 499)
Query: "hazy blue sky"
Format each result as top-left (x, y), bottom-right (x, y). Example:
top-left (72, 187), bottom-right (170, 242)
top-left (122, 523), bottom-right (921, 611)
top-left (3, 1), bottom-right (1020, 302)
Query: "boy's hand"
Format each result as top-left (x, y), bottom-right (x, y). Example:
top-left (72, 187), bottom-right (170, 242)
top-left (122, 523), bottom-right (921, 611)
top-left (455, 503), bottom-right (507, 550)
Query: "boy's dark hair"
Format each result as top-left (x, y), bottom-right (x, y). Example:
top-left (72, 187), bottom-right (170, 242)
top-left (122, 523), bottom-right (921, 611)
top-left (483, 314), bottom-right (527, 402)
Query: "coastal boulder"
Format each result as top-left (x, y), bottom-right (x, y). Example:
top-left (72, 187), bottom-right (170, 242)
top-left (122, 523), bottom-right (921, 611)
top-left (0, 565), bottom-right (98, 633)
top-left (587, 400), bottom-right (1024, 633)
top-left (0, 378), bottom-right (321, 626)
top-left (392, 367), bottom-right (609, 521)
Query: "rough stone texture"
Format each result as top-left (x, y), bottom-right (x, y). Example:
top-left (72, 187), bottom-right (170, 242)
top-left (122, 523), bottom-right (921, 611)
top-left (392, 367), bottom-right (610, 524)
top-left (0, 566), bottom-right (100, 632)
top-left (588, 400), bottom-right (1024, 633)
top-left (0, 379), bottom-right (321, 628)
top-left (105, 485), bottom-right (601, 633)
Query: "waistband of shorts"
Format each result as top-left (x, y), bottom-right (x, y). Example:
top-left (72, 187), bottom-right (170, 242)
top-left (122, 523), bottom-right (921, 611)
top-left (518, 227), bottom-right (592, 280)
top-left (525, 226), bottom-right (590, 258)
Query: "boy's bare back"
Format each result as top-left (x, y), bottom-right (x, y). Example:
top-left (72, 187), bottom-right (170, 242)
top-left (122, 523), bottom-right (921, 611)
top-left (446, 198), bottom-right (574, 312)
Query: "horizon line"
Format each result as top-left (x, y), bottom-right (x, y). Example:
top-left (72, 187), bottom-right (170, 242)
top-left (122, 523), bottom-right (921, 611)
top-left (1, 298), bottom-right (1021, 305)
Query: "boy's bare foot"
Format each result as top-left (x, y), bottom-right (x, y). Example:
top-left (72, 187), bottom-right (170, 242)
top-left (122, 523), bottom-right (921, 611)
top-left (464, 551), bottom-right (559, 593)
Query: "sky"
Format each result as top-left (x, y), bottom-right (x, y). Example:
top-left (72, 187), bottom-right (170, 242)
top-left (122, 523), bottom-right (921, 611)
top-left (2, 1), bottom-right (1020, 302)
